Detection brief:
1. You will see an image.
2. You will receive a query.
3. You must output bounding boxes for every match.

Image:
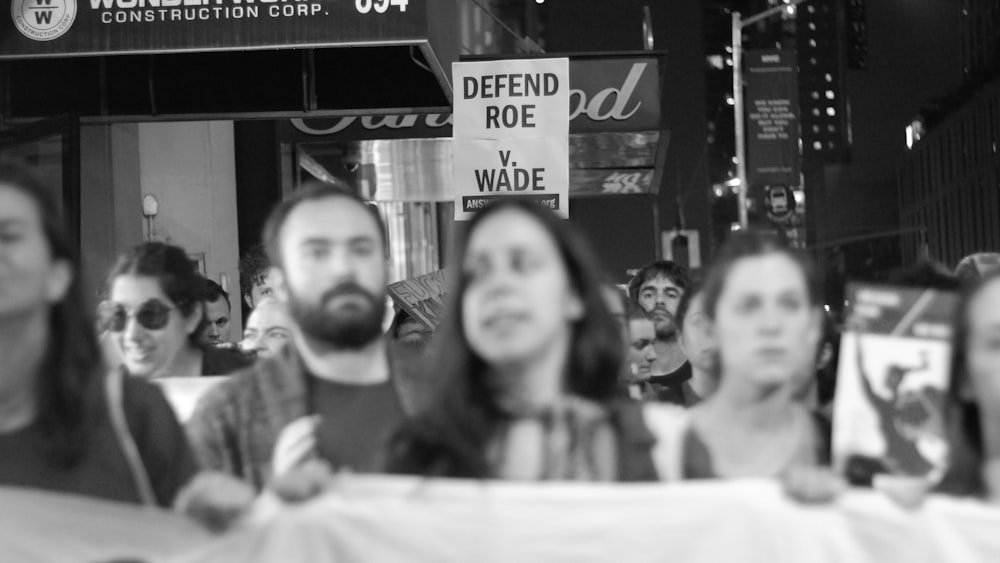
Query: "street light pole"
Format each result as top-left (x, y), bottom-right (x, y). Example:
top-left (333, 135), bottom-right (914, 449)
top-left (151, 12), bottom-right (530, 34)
top-left (732, 0), bottom-right (808, 230)
top-left (732, 12), bottom-right (748, 229)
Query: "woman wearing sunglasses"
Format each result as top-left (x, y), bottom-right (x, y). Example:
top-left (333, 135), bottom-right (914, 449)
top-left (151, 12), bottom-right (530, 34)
top-left (0, 166), bottom-right (259, 520)
top-left (102, 243), bottom-right (250, 378)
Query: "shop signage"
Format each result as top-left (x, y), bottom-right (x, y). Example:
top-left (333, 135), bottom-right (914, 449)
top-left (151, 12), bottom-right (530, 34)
top-left (744, 49), bottom-right (801, 186)
top-left (285, 57), bottom-right (661, 140)
top-left (452, 57), bottom-right (569, 220)
top-left (0, 0), bottom-right (424, 57)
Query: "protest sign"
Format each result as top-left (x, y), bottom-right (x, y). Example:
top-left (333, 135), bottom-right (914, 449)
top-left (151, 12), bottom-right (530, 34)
top-left (453, 58), bottom-right (570, 219)
top-left (387, 269), bottom-right (447, 330)
top-left (833, 283), bottom-right (958, 482)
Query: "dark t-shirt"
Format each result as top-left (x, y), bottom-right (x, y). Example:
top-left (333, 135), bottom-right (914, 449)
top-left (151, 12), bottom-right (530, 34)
top-left (307, 376), bottom-right (405, 472)
top-left (0, 377), bottom-right (197, 507)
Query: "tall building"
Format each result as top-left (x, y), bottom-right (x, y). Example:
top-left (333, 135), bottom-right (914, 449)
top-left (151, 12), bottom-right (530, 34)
top-left (899, 5), bottom-right (1000, 266)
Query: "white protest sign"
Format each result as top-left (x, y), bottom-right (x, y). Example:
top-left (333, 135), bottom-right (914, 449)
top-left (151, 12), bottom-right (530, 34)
top-left (452, 58), bottom-right (570, 219)
top-left (454, 138), bottom-right (569, 215)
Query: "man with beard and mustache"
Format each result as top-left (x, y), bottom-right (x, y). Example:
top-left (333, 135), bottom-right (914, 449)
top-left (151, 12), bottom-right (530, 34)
top-left (627, 260), bottom-right (691, 404)
top-left (186, 183), bottom-right (427, 491)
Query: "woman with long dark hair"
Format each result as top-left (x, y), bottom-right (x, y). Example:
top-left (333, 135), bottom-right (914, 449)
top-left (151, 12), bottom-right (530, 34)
top-left (0, 167), bottom-right (254, 530)
top-left (102, 242), bottom-right (249, 378)
top-left (384, 200), bottom-right (658, 481)
top-left (0, 166), bottom-right (197, 506)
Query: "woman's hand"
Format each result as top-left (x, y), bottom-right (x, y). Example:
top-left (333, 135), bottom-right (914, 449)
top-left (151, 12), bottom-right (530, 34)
top-left (174, 471), bottom-right (256, 533)
top-left (781, 464), bottom-right (846, 504)
top-left (269, 458), bottom-right (336, 504)
top-left (271, 415), bottom-right (321, 477)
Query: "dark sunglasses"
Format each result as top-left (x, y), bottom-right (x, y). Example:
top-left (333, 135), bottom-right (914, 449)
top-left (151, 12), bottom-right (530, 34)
top-left (100, 299), bottom-right (174, 332)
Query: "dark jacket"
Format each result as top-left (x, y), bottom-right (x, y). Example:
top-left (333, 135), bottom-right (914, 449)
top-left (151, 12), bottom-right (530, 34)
top-left (186, 341), bottom-right (429, 490)
top-left (201, 345), bottom-right (254, 376)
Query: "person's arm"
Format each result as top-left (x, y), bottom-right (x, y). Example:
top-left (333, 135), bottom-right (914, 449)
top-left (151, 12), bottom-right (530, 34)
top-left (855, 338), bottom-right (885, 409)
top-left (185, 382), bottom-right (244, 480)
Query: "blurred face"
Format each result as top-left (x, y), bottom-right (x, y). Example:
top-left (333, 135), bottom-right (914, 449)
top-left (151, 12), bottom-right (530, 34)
top-left (201, 298), bottom-right (232, 345)
top-left (240, 299), bottom-right (293, 358)
top-left (0, 186), bottom-right (69, 321)
top-left (0, 186), bottom-right (71, 395)
top-left (712, 253), bottom-right (820, 387)
top-left (275, 196), bottom-right (387, 349)
top-left (679, 293), bottom-right (715, 373)
top-left (637, 275), bottom-right (682, 339)
top-left (461, 209), bottom-right (583, 370)
top-left (964, 279), bottom-right (1000, 406)
top-left (626, 317), bottom-right (657, 382)
top-left (107, 275), bottom-right (201, 378)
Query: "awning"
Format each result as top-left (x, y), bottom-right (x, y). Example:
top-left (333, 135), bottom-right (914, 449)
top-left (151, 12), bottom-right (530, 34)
top-left (0, 0), bottom-right (457, 119)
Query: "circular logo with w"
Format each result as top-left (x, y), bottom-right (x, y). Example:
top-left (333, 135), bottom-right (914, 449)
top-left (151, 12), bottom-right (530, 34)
top-left (11, 0), bottom-right (76, 42)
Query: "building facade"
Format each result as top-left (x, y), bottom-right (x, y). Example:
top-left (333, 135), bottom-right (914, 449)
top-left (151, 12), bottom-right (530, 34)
top-left (899, 76), bottom-right (1000, 266)
top-left (899, 3), bottom-right (1000, 266)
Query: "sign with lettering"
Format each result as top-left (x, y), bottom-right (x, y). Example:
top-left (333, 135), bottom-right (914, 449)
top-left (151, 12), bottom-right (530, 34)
top-left (282, 57), bottom-right (661, 141)
top-left (387, 269), bottom-right (447, 330)
top-left (0, 0), bottom-right (425, 58)
top-left (833, 283), bottom-right (958, 482)
top-left (452, 58), bottom-right (569, 220)
top-left (744, 49), bottom-right (800, 186)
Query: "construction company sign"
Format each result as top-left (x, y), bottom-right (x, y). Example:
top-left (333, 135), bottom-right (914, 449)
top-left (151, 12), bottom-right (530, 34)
top-left (11, 0), bottom-right (77, 41)
top-left (2, 0), bottom-right (423, 56)
top-left (452, 58), bottom-right (570, 220)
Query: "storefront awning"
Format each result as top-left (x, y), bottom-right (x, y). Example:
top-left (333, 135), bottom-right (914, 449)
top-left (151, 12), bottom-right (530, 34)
top-left (0, 0), bottom-right (457, 119)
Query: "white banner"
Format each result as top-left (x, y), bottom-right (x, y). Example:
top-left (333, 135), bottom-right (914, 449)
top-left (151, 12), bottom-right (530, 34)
top-left (165, 477), bottom-right (1000, 563)
top-left (452, 58), bottom-right (570, 220)
top-left (0, 487), bottom-right (210, 562)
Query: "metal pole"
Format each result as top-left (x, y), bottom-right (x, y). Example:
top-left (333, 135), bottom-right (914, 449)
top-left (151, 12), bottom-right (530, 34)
top-left (732, 12), bottom-right (749, 229)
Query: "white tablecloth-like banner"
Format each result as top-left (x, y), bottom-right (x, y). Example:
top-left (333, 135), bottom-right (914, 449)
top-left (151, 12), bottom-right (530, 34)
top-left (0, 487), bottom-right (211, 562)
top-left (166, 477), bottom-right (1000, 563)
top-left (4, 479), bottom-right (1000, 562)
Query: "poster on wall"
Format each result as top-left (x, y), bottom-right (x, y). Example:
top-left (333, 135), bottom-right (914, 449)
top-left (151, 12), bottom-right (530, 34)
top-left (452, 58), bottom-right (570, 220)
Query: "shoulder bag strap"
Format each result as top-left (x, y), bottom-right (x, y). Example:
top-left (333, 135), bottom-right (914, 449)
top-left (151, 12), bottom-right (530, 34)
top-left (104, 367), bottom-right (158, 507)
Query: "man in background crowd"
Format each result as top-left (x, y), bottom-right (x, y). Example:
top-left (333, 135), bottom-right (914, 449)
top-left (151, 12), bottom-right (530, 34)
top-left (238, 244), bottom-right (275, 311)
top-left (200, 279), bottom-right (233, 346)
top-left (188, 183), bottom-right (427, 491)
top-left (628, 260), bottom-right (691, 402)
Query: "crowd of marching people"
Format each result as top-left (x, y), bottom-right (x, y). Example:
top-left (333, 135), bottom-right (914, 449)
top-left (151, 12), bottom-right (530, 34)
top-left (3, 162), bottom-right (1000, 535)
